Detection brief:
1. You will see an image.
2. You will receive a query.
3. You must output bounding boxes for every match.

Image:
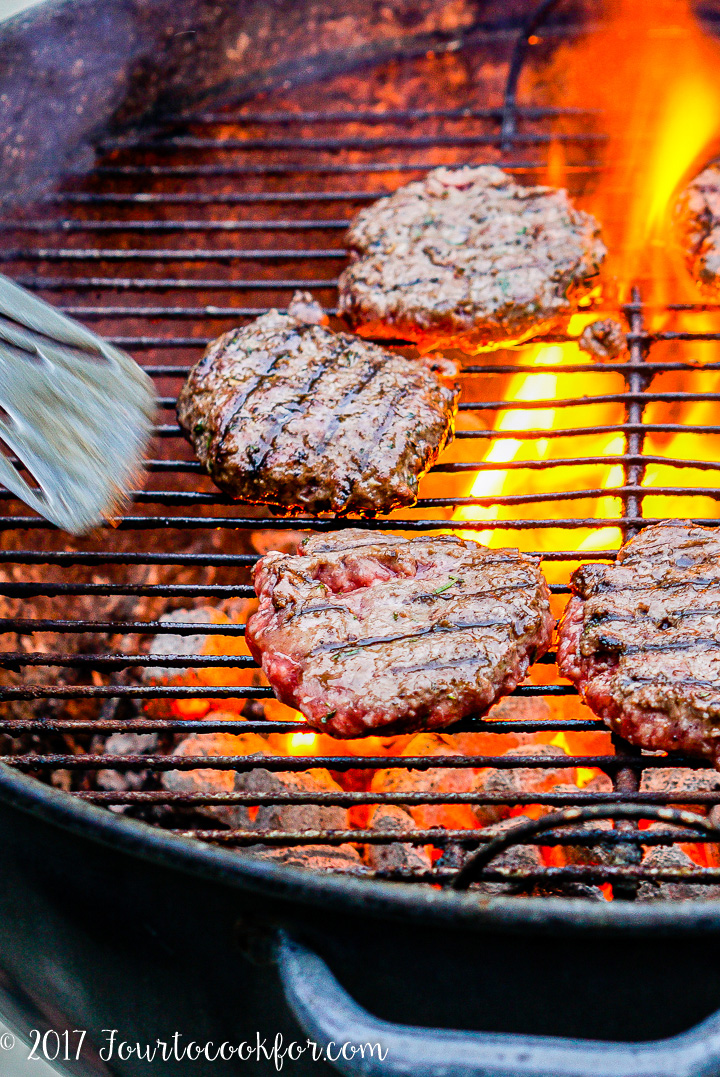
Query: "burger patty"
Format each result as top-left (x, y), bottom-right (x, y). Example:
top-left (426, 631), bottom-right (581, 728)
top-left (246, 529), bottom-right (553, 738)
top-left (676, 165), bottom-right (720, 292)
top-left (177, 293), bottom-right (458, 516)
top-left (337, 165), bottom-right (606, 352)
top-left (558, 522), bottom-right (720, 766)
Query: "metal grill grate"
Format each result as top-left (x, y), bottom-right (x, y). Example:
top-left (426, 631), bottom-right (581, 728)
top-left (1, 41), bottom-right (720, 899)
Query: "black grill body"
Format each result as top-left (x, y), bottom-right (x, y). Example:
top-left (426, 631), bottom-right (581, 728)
top-left (9, 768), bottom-right (720, 1077)
top-left (4, 1), bottom-right (720, 1074)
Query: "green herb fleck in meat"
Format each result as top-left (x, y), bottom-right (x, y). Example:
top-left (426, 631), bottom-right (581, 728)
top-left (433, 575), bottom-right (461, 595)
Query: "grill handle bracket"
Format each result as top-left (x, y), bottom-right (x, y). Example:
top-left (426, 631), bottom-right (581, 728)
top-left (278, 929), bottom-right (720, 1077)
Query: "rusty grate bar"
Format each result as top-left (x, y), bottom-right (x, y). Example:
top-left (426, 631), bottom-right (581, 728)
top-left (99, 132), bottom-right (608, 152)
top-left (0, 752), bottom-right (710, 771)
top-left (608, 287), bottom-right (652, 899)
top-left (70, 790), bottom-right (720, 807)
top-left (0, 514), bottom-right (713, 532)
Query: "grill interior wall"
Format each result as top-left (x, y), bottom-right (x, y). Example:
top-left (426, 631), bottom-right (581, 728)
top-left (1, 41), bottom-right (720, 897)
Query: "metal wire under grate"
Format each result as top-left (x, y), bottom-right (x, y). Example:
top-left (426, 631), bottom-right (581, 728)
top-left (1, 40), bottom-right (720, 900)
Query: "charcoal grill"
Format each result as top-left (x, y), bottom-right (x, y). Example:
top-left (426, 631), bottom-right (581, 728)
top-left (6, 1), bottom-right (720, 1075)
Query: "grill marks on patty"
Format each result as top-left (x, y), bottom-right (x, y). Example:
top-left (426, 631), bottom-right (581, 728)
top-left (558, 522), bottom-right (720, 766)
top-left (177, 297), bottom-right (458, 516)
top-left (246, 530), bottom-right (553, 738)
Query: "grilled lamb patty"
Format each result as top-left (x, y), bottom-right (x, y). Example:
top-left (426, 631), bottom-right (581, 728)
top-left (676, 165), bottom-right (720, 292)
top-left (558, 522), bottom-right (720, 766)
top-left (246, 529), bottom-right (553, 738)
top-left (337, 165), bottom-right (606, 352)
top-left (177, 293), bottom-right (458, 516)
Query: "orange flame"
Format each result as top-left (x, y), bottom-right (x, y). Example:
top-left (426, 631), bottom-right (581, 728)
top-left (540, 0), bottom-right (720, 303)
top-left (453, 335), bottom-right (626, 559)
top-left (549, 732), bottom-right (600, 789)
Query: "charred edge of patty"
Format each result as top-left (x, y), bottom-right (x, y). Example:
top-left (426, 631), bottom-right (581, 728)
top-left (557, 581), bottom-right (720, 768)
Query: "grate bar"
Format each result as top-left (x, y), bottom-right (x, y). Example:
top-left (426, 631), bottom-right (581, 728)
top-left (116, 454), bottom-right (720, 475)
top-left (0, 685), bottom-right (575, 700)
top-left (0, 220), bottom-right (350, 233)
top-left (0, 717), bottom-right (602, 734)
top-left (149, 422), bottom-right (720, 440)
top-left (131, 390), bottom-right (720, 409)
top-left (0, 551), bottom-right (257, 566)
top-left (175, 106), bottom-right (602, 123)
top-left (15, 277), bottom-right (339, 290)
top-left (0, 249), bottom-right (347, 262)
top-left (0, 514), bottom-right (699, 532)
top-left (133, 362), bottom-right (720, 377)
top-left (0, 646), bottom-right (557, 667)
top-left (0, 550), bottom-right (614, 568)
top-left (62, 307), bottom-right (336, 318)
top-left (92, 161), bottom-right (605, 177)
top-left (89, 486), bottom-right (720, 509)
top-left (73, 790), bottom-right (720, 807)
top-left (0, 582), bottom-right (255, 597)
top-left (100, 133), bottom-right (608, 152)
top-left (458, 392), bottom-right (720, 411)
top-left (0, 652), bottom-right (257, 669)
top-left (42, 192), bottom-right (380, 205)
top-left (0, 752), bottom-right (700, 772)
top-left (454, 424), bottom-right (720, 439)
top-left (0, 618), bottom-right (250, 634)
top-left (161, 827), bottom-right (720, 847)
top-left (609, 288), bottom-right (650, 899)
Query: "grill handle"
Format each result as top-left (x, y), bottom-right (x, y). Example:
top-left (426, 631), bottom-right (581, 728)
top-left (278, 931), bottom-right (720, 1077)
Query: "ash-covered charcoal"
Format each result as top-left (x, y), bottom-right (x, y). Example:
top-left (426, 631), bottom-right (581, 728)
top-left (364, 804), bottom-right (433, 874)
top-left (558, 522), bottom-right (720, 766)
top-left (247, 530), bottom-right (553, 738)
top-left (637, 831), bottom-right (720, 901)
top-left (176, 292), bottom-right (458, 516)
top-left (338, 165), bottom-right (606, 352)
top-left (640, 767), bottom-right (720, 812)
top-left (477, 745), bottom-right (577, 807)
top-left (676, 165), bottom-right (720, 293)
top-left (161, 732), bottom-right (348, 835)
top-left (142, 606), bottom-right (252, 683)
top-left (244, 844), bottom-right (365, 874)
top-left (578, 319), bottom-right (626, 360)
top-left (142, 607), bottom-right (238, 680)
top-left (96, 731), bottom-right (159, 805)
top-left (533, 881), bottom-right (606, 900)
top-left (141, 605), bottom-right (259, 718)
top-left (371, 732), bottom-right (497, 829)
